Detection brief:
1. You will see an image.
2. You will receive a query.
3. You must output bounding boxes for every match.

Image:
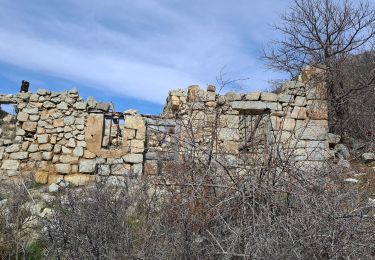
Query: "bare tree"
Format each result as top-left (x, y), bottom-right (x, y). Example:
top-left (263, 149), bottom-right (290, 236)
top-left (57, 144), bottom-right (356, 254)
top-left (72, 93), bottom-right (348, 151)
top-left (264, 0), bottom-right (375, 136)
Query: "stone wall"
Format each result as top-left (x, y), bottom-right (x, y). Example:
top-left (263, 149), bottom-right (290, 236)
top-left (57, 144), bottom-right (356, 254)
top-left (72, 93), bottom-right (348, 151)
top-left (0, 67), bottom-right (331, 185)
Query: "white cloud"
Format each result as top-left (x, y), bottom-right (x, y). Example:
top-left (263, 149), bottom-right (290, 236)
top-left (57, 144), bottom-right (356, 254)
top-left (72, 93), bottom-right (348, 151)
top-left (0, 0), bottom-right (291, 104)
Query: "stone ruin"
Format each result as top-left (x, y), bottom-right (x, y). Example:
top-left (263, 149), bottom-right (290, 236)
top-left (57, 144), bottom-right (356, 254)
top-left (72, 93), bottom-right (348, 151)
top-left (0, 67), bottom-right (332, 186)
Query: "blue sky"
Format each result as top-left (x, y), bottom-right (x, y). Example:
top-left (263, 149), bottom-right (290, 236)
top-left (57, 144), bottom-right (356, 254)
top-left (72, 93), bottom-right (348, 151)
top-left (0, 0), bottom-right (291, 114)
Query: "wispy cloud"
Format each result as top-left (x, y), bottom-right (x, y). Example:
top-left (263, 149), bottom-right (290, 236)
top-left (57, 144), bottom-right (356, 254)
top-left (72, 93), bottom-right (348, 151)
top-left (0, 0), bottom-right (291, 108)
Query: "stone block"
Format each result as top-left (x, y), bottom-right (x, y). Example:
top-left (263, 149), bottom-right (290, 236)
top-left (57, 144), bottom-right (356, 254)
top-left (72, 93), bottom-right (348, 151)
top-left (98, 164), bottom-right (110, 176)
top-left (125, 116), bottom-right (144, 130)
top-left (231, 101), bottom-right (280, 112)
top-left (291, 107), bottom-right (307, 119)
top-left (132, 163), bottom-right (143, 175)
top-left (39, 143), bottom-right (53, 151)
top-left (73, 102), bottom-right (87, 110)
top-left (17, 112), bottom-right (29, 122)
top-left (34, 171), bottom-right (49, 184)
top-left (219, 115), bottom-right (240, 128)
top-left (5, 144), bottom-right (21, 153)
top-left (9, 152), bottom-right (28, 160)
top-left (111, 164), bottom-right (131, 175)
top-left (278, 94), bottom-right (294, 103)
top-left (295, 120), bottom-right (328, 141)
top-left (144, 160), bottom-right (158, 175)
top-left (43, 101), bottom-right (56, 108)
top-left (306, 100), bottom-right (328, 120)
top-left (37, 134), bottom-right (50, 144)
top-left (66, 138), bottom-right (76, 148)
top-left (83, 150), bottom-right (96, 159)
top-left (53, 118), bottom-right (64, 127)
top-left (1, 160), bottom-right (20, 170)
top-left (65, 174), bottom-right (92, 186)
top-left (42, 152), bottom-right (53, 160)
top-left (22, 121), bottom-right (37, 132)
top-left (245, 92), bottom-right (260, 101)
top-left (55, 164), bottom-right (71, 174)
top-left (59, 155), bottom-right (79, 164)
top-left (56, 102), bottom-right (68, 110)
top-left (79, 159), bottom-right (97, 173)
top-left (294, 96), bottom-right (306, 106)
top-left (23, 107), bottom-right (39, 114)
top-left (260, 92), bottom-right (277, 101)
top-left (29, 152), bottom-right (42, 161)
top-left (225, 92), bottom-right (241, 101)
top-left (123, 154), bottom-right (143, 163)
top-left (73, 146), bottom-right (84, 157)
top-left (130, 140), bottom-right (144, 153)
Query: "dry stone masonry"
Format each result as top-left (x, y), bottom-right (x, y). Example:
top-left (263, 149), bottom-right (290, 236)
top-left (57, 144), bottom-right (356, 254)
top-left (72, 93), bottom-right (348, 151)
top-left (0, 67), bottom-right (331, 186)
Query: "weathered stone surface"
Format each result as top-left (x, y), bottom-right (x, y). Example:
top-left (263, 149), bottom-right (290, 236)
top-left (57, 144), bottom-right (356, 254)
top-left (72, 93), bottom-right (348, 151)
top-left (130, 140), bottom-right (144, 153)
top-left (225, 92), bottom-right (241, 101)
top-left (1, 160), bottom-right (20, 170)
top-left (125, 116), bottom-right (144, 130)
top-left (218, 128), bottom-right (240, 141)
top-left (245, 92), bottom-right (260, 101)
top-left (59, 155), bottom-right (79, 164)
top-left (291, 107), bottom-right (307, 119)
top-left (261, 92), bottom-right (277, 102)
top-left (231, 101), bottom-right (280, 111)
top-left (64, 173), bottom-right (92, 186)
top-left (23, 107), bottom-right (39, 114)
top-left (57, 102), bottom-right (68, 110)
top-left (83, 150), bottom-right (96, 159)
top-left (43, 101), bottom-right (56, 108)
top-left (39, 143), bottom-right (53, 151)
top-left (9, 152), bottom-right (28, 160)
top-left (48, 183), bottom-right (60, 192)
top-left (5, 144), bottom-right (21, 153)
top-left (73, 102), bottom-right (87, 110)
top-left (79, 159), bottom-right (96, 173)
top-left (42, 152), bottom-right (53, 160)
top-left (362, 153), bottom-right (375, 163)
top-left (123, 154), bottom-right (143, 163)
top-left (17, 112), bottom-right (29, 122)
top-left (22, 121), bottom-right (37, 132)
top-left (64, 116), bottom-right (75, 125)
top-left (98, 164), bottom-right (111, 175)
top-left (294, 96), bottom-right (306, 106)
top-left (111, 164), bottom-right (131, 175)
top-left (295, 120), bottom-right (328, 140)
top-left (335, 144), bottom-right (350, 160)
top-left (66, 138), bottom-right (76, 148)
top-left (73, 146), bottom-right (84, 157)
top-left (34, 171), bottom-right (49, 184)
top-left (278, 94), bottom-right (294, 103)
top-left (55, 164), bottom-right (71, 174)
top-left (37, 134), bottom-right (50, 144)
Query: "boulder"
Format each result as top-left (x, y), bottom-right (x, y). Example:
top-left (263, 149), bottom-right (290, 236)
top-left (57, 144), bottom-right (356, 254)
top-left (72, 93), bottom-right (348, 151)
top-left (335, 144), bottom-right (350, 160)
top-left (327, 133), bottom-right (341, 145)
top-left (362, 153), bottom-right (375, 163)
top-left (48, 183), bottom-right (59, 193)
